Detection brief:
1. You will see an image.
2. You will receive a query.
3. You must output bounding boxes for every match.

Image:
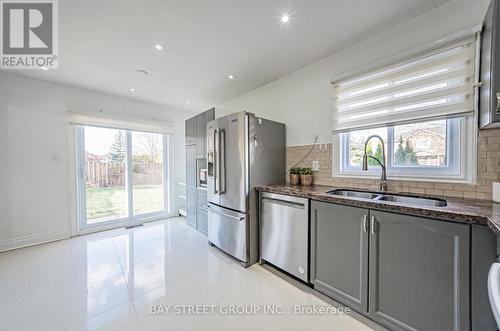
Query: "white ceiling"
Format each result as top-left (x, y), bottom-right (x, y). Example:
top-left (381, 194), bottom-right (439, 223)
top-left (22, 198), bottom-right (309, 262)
top-left (6, 0), bottom-right (449, 113)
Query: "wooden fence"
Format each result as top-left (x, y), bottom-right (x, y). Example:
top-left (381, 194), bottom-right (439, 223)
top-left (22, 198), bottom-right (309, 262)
top-left (86, 161), bottom-right (163, 187)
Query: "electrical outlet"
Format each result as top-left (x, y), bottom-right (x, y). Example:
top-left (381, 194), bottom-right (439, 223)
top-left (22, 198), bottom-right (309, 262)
top-left (312, 160), bottom-right (320, 171)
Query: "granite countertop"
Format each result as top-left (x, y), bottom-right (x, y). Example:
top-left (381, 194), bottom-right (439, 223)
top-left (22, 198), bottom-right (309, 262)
top-left (257, 184), bottom-right (500, 235)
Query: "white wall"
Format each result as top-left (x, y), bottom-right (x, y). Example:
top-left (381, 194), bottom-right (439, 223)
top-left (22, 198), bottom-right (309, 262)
top-left (217, 0), bottom-right (490, 146)
top-left (0, 72), bottom-right (192, 251)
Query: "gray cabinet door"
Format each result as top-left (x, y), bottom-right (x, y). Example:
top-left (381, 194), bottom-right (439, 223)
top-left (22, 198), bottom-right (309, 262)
top-left (196, 189), bottom-right (208, 235)
top-left (194, 108), bottom-right (215, 158)
top-left (196, 114), bottom-right (204, 157)
top-left (185, 117), bottom-right (196, 146)
top-left (369, 210), bottom-right (470, 331)
top-left (186, 187), bottom-right (197, 228)
top-left (471, 225), bottom-right (497, 331)
top-left (186, 144), bottom-right (197, 229)
top-left (479, 0), bottom-right (500, 128)
top-left (197, 206), bottom-right (208, 235)
top-left (311, 201), bottom-right (369, 312)
top-left (186, 145), bottom-right (196, 188)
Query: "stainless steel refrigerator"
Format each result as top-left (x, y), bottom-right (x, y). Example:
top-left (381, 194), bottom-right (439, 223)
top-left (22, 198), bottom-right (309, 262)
top-left (206, 111), bottom-right (285, 267)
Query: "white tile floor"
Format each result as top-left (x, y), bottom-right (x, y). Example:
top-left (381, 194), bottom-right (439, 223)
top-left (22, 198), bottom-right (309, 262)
top-left (0, 217), bottom-right (383, 331)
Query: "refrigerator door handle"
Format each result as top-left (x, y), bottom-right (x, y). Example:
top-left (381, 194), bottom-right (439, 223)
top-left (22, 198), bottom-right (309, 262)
top-left (216, 129), bottom-right (221, 194)
top-left (220, 128), bottom-right (226, 194)
top-left (213, 129), bottom-right (218, 194)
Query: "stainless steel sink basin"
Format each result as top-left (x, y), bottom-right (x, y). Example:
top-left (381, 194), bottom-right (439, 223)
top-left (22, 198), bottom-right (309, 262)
top-left (327, 189), bottom-right (447, 207)
top-left (375, 194), bottom-right (447, 207)
top-left (327, 189), bottom-right (380, 200)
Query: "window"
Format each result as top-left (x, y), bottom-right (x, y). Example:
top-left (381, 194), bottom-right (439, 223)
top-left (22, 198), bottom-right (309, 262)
top-left (340, 118), bottom-right (464, 178)
top-left (131, 131), bottom-right (165, 215)
top-left (76, 125), bottom-right (170, 230)
top-left (83, 126), bottom-right (128, 223)
top-left (332, 36), bottom-right (477, 182)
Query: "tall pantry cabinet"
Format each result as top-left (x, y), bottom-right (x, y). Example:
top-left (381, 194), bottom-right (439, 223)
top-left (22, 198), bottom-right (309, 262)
top-left (185, 108), bottom-right (215, 234)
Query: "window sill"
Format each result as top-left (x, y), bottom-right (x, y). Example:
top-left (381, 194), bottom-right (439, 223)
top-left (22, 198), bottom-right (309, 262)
top-left (332, 172), bottom-right (475, 185)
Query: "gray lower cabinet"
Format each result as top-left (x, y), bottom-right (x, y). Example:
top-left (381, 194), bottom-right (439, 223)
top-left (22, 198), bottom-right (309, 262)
top-left (311, 201), bottom-right (369, 312)
top-left (196, 189), bottom-right (208, 235)
top-left (311, 202), bottom-right (473, 331)
top-left (186, 145), bottom-right (197, 229)
top-left (186, 187), bottom-right (197, 228)
top-left (471, 225), bottom-right (497, 331)
top-left (369, 210), bottom-right (470, 331)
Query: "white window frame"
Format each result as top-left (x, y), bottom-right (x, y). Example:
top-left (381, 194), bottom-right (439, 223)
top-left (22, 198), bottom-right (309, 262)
top-left (75, 125), bottom-right (172, 233)
top-left (331, 31), bottom-right (480, 184)
top-left (334, 117), bottom-right (475, 182)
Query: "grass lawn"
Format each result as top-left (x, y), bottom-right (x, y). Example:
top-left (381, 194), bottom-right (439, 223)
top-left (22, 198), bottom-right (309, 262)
top-left (86, 185), bottom-right (164, 222)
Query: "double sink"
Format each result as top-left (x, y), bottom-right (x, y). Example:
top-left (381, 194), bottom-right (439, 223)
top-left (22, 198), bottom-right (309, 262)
top-left (328, 189), bottom-right (447, 207)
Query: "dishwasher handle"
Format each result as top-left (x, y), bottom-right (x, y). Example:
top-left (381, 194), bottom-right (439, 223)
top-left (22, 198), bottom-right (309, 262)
top-left (262, 197), bottom-right (306, 209)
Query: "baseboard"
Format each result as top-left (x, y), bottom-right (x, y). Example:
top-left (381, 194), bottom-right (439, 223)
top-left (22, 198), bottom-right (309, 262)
top-left (0, 229), bottom-right (71, 253)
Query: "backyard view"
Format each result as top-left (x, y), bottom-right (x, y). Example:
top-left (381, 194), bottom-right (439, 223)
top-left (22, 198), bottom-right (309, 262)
top-left (348, 119), bottom-right (447, 168)
top-left (84, 126), bottom-right (165, 224)
top-left (86, 185), bottom-right (163, 221)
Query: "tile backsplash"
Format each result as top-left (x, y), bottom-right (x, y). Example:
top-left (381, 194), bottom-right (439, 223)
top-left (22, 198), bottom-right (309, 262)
top-left (286, 129), bottom-right (500, 200)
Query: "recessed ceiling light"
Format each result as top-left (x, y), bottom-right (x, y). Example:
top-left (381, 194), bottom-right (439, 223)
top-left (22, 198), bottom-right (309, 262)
top-left (228, 74), bottom-right (235, 80)
top-left (154, 43), bottom-right (163, 51)
top-left (281, 14), bottom-right (290, 23)
top-left (129, 88), bottom-right (135, 92)
top-left (40, 66), bottom-right (49, 71)
top-left (186, 101), bottom-right (191, 104)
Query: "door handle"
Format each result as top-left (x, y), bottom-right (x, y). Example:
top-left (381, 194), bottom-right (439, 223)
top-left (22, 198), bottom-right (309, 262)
top-left (363, 214), bottom-right (368, 233)
top-left (370, 216), bottom-right (376, 235)
top-left (213, 129), bottom-right (218, 194)
top-left (220, 129), bottom-right (226, 194)
top-left (207, 205), bottom-right (244, 221)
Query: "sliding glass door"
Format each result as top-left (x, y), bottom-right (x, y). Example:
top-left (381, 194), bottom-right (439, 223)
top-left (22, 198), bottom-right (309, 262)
top-left (76, 125), bottom-right (170, 231)
top-left (131, 131), bottom-right (165, 215)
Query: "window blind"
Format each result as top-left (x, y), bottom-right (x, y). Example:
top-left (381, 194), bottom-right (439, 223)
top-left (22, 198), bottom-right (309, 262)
top-left (332, 36), bottom-right (477, 133)
top-left (68, 111), bottom-right (173, 134)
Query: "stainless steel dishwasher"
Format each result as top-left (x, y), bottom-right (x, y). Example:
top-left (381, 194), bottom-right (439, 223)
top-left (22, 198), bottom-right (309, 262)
top-left (260, 192), bottom-right (309, 282)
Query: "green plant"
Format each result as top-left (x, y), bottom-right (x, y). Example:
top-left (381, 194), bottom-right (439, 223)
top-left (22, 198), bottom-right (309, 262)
top-left (395, 135), bottom-right (418, 166)
top-left (299, 167), bottom-right (313, 175)
top-left (289, 167), bottom-right (301, 175)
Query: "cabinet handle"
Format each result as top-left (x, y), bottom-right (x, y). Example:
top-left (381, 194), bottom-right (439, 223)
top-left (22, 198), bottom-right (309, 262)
top-left (363, 214), bottom-right (368, 232)
top-left (371, 216), bottom-right (376, 235)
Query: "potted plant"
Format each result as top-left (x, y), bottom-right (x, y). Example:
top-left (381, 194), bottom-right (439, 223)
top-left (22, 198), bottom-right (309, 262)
top-left (299, 167), bottom-right (314, 186)
top-left (289, 167), bottom-right (301, 185)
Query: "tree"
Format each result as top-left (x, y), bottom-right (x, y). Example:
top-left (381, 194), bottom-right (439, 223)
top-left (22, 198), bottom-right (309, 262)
top-left (403, 140), bottom-right (418, 165)
top-left (395, 135), bottom-right (418, 166)
top-left (366, 141), bottom-right (384, 166)
top-left (136, 133), bottom-right (162, 163)
top-left (395, 136), bottom-right (406, 164)
top-left (108, 131), bottom-right (126, 163)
